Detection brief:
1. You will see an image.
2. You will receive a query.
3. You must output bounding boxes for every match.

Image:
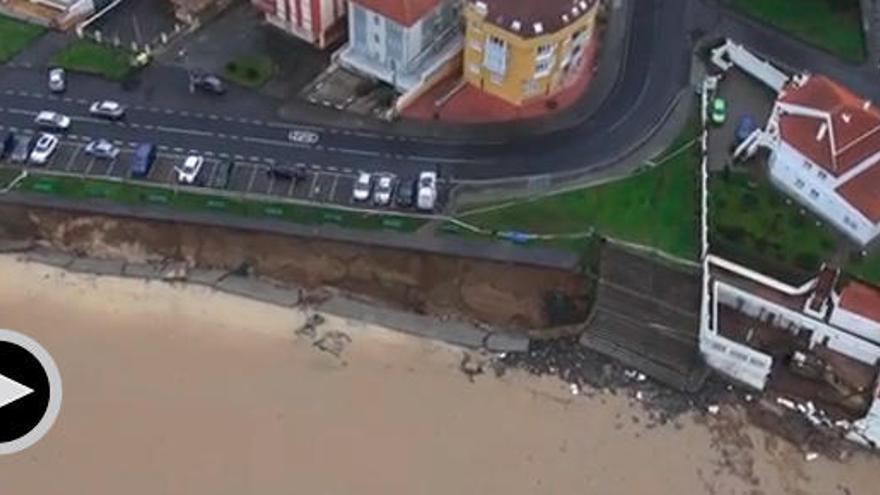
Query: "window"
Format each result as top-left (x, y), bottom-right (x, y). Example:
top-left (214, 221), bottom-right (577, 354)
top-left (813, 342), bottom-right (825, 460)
top-left (522, 79), bottom-right (539, 95)
top-left (468, 62), bottom-right (480, 75)
top-left (795, 179), bottom-right (805, 189)
top-left (490, 72), bottom-right (503, 85)
top-left (536, 43), bottom-right (554, 57)
top-left (809, 189), bottom-right (820, 199)
top-left (802, 160), bottom-right (812, 170)
top-left (373, 34), bottom-right (380, 44)
top-left (817, 170), bottom-right (827, 180)
top-left (483, 35), bottom-right (508, 75)
top-left (469, 38), bottom-right (482, 52)
top-left (534, 58), bottom-right (554, 77)
top-left (373, 14), bottom-right (380, 25)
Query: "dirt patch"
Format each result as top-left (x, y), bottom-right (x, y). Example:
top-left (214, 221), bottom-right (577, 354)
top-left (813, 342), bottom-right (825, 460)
top-left (0, 204), bottom-right (588, 329)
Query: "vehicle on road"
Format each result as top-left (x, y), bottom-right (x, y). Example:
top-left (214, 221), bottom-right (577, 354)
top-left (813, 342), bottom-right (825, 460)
top-left (84, 139), bottom-right (120, 159)
top-left (1, 131), bottom-right (15, 160)
top-left (288, 130), bottom-right (320, 144)
top-left (209, 160), bottom-right (234, 189)
top-left (89, 100), bottom-right (126, 120)
top-left (373, 174), bottom-right (395, 206)
top-left (129, 143), bottom-right (156, 178)
top-left (395, 178), bottom-right (416, 208)
top-left (28, 133), bottom-right (59, 165)
top-left (176, 155), bottom-right (204, 184)
top-left (10, 135), bottom-right (35, 163)
top-left (48, 68), bottom-right (65, 93)
top-left (189, 70), bottom-right (226, 95)
top-left (710, 97), bottom-right (727, 125)
top-left (353, 172), bottom-right (372, 202)
top-left (735, 115), bottom-right (757, 144)
top-left (416, 171), bottom-right (437, 211)
top-left (34, 111), bottom-right (71, 131)
top-left (267, 163), bottom-right (307, 182)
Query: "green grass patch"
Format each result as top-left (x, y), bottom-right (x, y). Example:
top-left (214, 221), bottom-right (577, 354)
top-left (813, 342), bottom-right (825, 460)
top-left (0, 15), bottom-right (44, 63)
top-left (725, 0), bottom-right (865, 62)
top-left (709, 170), bottom-right (837, 282)
top-left (11, 172), bottom-right (424, 233)
top-left (457, 125), bottom-right (701, 260)
top-left (51, 40), bottom-right (132, 81)
top-left (848, 252), bottom-right (880, 286)
top-left (224, 55), bottom-right (275, 88)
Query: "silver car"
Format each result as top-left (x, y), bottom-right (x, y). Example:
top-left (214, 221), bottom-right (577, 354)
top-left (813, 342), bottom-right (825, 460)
top-left (84, 139), bottom-right (119, 159)
top-left (48, 68), bottom-right (65, 93)
top-left (89, 100), bottom-right (126, 120)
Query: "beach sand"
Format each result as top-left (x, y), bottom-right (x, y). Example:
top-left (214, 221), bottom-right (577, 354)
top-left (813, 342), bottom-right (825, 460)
top-left (0, 254), bottom-right (877, 494)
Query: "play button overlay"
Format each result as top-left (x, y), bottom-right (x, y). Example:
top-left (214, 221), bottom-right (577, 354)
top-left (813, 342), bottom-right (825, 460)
top-left (0, 329), bottom-right (62, 455)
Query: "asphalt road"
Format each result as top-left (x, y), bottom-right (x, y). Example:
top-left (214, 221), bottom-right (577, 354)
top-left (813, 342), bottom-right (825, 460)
top-left (0, 0), bottom-right (691, 183)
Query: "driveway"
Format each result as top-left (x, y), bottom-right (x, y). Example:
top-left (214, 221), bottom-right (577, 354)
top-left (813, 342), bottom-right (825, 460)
top-left (86, 1), bottom-right (181, 49)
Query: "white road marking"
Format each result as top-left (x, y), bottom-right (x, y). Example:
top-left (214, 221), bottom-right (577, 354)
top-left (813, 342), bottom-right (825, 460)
top-left (155, 125), bottom-right (213, 137)
top-left (64, 144), bottom-right (84, 172)
top-left (242, 135), bottom-right (308, 148)
top-left (337, 148), bottom-right (380, 157)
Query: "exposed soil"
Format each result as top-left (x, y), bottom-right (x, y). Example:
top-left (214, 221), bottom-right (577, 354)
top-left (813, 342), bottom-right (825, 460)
top-left (0, 204), bottom-right (589, 329)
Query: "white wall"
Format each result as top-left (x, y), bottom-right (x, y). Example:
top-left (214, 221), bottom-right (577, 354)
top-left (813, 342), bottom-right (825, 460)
top-left (768, 141), bottom-right (880, 246)
top-left (717, 282), bottom-right (880, 366)
top-left (701, 333), bottom-right (772, 389)
top-left (831, 307), bottom-right (880, 346)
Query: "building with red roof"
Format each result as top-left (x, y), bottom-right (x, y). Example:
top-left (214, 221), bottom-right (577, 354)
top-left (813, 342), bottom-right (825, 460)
top-left (336, 0), bottom-right (464, 105)
top-left (252, 0), bottom-right (347, 49)
top-left (764, 74), bottom-right (880, 246)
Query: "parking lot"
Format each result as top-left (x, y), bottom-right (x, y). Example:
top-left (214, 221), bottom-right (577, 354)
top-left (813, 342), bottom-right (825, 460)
top-left (85, 0), bottom-right (182, 49)
top-left (0, 126), bottom-right (448, 213)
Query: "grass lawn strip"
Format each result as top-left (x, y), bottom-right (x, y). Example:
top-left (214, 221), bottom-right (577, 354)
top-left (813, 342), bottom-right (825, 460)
top-left (0, 15), bottom-right (44, 63)
top-left (726, 0), bottom-right (865, 62)
top-left (51, 40), bottom-right (131, 81)
top-left (456, 122), bottom-right (701, 260)
top-left (224, 55), bottom-right (275, 88)
top-left (709, 170), bottom-right (837, 281)
top-left (16, 172), bottom-right (424, 233)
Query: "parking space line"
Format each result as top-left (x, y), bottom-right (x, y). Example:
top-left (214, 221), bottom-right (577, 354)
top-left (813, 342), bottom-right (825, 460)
top-left (286, 177), bottom-right (296, 197)
top-left (246, 165), bottom-right (258, 192)
top-left (328, 175), bottom-right (339, 202)
top-left (309, 164), bottom-right (321, 171)
top-left (343, 167), bottom-right (353, 174)
top-left (327, 166), bottom-right (338, 172)
top-left (266, 175), bottom-right (275, 195)
top-left (307, 173), bottom-right (320, 199)
top-left (165, 162), bottom-right (177, 183)
top-left (64, 144), bottom-right (83, 172)
top-left (83, 157), bottom-right (96, 177)
top-left (106, 157), bottom-right (118, 176)
top-left (218, 152), bottom-right (229, 158)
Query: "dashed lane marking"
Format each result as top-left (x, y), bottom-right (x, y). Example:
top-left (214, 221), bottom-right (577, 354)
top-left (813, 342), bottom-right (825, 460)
top-left (155, 125), bottom-right (213, 137)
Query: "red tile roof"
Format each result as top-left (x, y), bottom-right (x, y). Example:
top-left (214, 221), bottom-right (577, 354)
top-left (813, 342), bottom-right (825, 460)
top-left (839, 281), bottom-right (880, 324)
top-left (778, 75), bottom-right (880, 177)
top-left (836, 163), bottom-right (880, 223)
top-left (352, 0), bottom-right (441, 26)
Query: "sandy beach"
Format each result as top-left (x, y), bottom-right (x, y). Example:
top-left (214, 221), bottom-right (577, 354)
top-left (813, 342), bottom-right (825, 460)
top-left (0, 254), bottom-right (877, 494)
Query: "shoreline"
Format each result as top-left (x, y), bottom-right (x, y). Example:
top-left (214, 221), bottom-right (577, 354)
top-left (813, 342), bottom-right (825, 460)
top-left (0, 253), bottom-right (878, 493)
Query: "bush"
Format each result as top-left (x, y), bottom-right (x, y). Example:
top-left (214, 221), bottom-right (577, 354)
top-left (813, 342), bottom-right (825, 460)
top-left (245, 67), bottom-right (259, 80)
top-left (226, 61), bottom-right (238, 73)
top-left (794, 252), bottom-right (820, 271)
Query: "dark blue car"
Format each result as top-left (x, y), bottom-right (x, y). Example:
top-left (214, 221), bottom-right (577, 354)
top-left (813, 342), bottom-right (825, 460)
top-left (130, 143), bottom-right (156, 177)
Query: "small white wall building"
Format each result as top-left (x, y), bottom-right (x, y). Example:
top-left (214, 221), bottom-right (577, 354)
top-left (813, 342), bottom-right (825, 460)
top-left (759, 74), bottom-right (880, 246)
top-left (700, 255), bottom-right (880, 448)
top-left (336, 0), bottom-right (463, 95)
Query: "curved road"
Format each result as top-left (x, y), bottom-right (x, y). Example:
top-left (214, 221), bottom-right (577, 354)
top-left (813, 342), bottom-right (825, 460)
top-left (0, 0), bottom-right (686, 181)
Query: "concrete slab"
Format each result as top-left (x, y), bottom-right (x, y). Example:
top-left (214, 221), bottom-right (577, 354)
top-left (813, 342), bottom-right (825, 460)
top-left (67, 257), bottom-right (125, 277)
top-left (320, 296), bottom-right (488, 348)
top-left (186, 268), bottom-right (228, 286)
top-left (216, 275), bottom-right (299, 307)
top-left (484, 332), bottom-right (530, 353)
top-left (122, 262), bottom-right (168, 280)
top-left (24, 246), bottom-right (74, 269)
top-left (0, 239), bottom-right (34, 253)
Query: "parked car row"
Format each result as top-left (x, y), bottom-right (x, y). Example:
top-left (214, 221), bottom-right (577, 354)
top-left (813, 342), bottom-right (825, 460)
top-left (352, 170), bottom-right (437, 211)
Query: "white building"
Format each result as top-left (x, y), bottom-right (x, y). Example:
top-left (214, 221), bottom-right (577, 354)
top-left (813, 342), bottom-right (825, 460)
top-left (700, 255), bottom-right (880, 448)
top-left (251, 0), bottom-right (347, 49)
top-left (758, 74), bottom-right (880, 246)
top-left (336, 0), bottom-right (464, 99)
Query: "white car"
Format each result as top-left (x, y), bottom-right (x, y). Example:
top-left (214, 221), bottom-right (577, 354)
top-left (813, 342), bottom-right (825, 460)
top-left (175, 155), bottom-right (204, 184)
top-left (89, 100), bottom-right (126, 120)
top-left (48, 68), bottom-right (65, 93)
top-left (416, 171), bottom-right (437, 211)
top-left (84, 139), bottom-right (120, 159)
top-left (373, 174), bottom-right (395, 206)
top-left (34, 111), bottom-right (70, 131)
top-left (352, 172), bottom-right (372, 201)
top-left (29, 133), bottom-right (59, 165)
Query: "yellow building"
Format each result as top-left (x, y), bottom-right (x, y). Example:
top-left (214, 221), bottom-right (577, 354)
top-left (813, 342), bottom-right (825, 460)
top-left (463, 0), bottom-right (599, 106)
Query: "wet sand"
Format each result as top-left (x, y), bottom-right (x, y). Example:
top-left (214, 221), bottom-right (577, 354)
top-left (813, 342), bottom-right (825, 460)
top-left (0, 254), bottom-right (877, 494)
